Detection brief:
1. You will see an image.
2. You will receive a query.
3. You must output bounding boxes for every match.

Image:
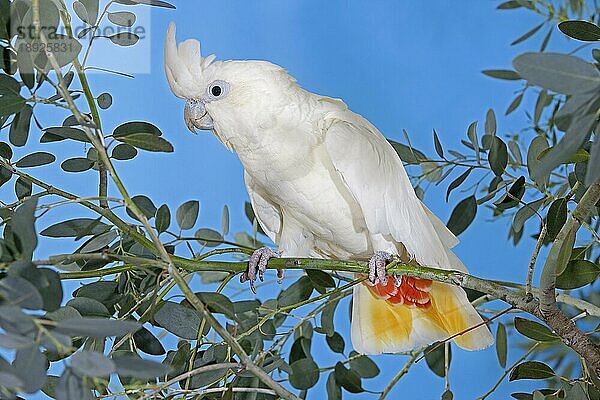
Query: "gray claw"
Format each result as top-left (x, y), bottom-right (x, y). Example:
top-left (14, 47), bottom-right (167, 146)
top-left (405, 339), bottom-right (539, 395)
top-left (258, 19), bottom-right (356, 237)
top-left (243, 247), bottom-right (278, 293)
top-left (368, 251), bottom-right (394, 286)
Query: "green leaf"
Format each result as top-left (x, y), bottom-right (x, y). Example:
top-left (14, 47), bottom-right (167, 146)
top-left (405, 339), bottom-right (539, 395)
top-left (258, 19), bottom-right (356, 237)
top-left (154, 301), bottom-right (202, 340)
top-left (497, 1), bottom-right (527, 9)
top-left (424, 343), bottom-right (451, 377)
top-left (494, 176), bottom-right (526, 211)
top-left (113, 355), bottom-right (172, 379)
top-left (113, 121), bottom-right (162, 137)
top-left (320, 299), bottom-right (339, 336)
top-left (585, 134), bottom-right (600, 186)
top-left (55, 318), bottom-right (140, 338)
top-left (16, 266), bottom-right (63, 311)
top-left (126, 195), bottom-right (157, 221)
top-left (108, 11), bottom-right (136, 27)
top-left (306, 269), bottom-right (336, 288)
top-left (446, 168), bottom-right (472, 201)
top-left (509, 361), bottom-right (555, 381)
top-left (496, 323), bottom-right (507, 368)
top-left (388, 139), bottom-right (427, 164)
top-left (0, 276), bottom-right (43, 309)
top-left (508, 140), bottom-right (523, 165)
top-left (278, 276), bottom-right (313, 308)
top-left (514, 317), bottom-right (559, 342)
top-left (556, 259), bottom-right (600, 289)
top-left (74, 281), bottom-right (118, 303)
top-left (61, 158), bottom-right (93, 173)
top-left (15, 176), bottom-right (32, 199)
top-left (97, 92), bottom-right (112, 109)
top-left (42, 127), bottom-right (90, 143)
top-left (433, 129), bottom-right (444, 158)
top-left (194, 228), bottom-right (223, 247)
top-left (56, 368), bottom-right (92, 400)
top-left (11, 197), bottom-right (38, 260)
top-left (513, 52), bottom-right (600, 94)
top-left (108, 32), bottom-right (139, 46)
top-left (78, 230), bottom-right (117, 253)
top-left (466, 122), bottom-right (479, 162)
top-left (289, 358), bottom-right (319, 390)
top-left (485, 108), bottom-right (497, 137)
top-left (482, 69), bottom-right (521, 80)
top-left (71, 351), bottom-right (115, 377)
top-left (489, 137), bottom-right (508, 176)
top-left (176, 200), bottom-right (199, 230)
top-left (14, 346), bottom-right (47, 393)
top-left (41, 218), bottom-right (110, 238)
top-left (506, 93), bottom-right (523, 115)
top-left (334, 362), bottom-right (363, 393)
top-left (221, 204), bottom-right (230, 235)
top-left (512, 198), bottom-right (544, 233)
top-left (0, 94), bottom-right (26, 117)
top-left (527, 135), bottom-right (550, 187)
top-left (446, 195), bottom-right (477, 236)
top-left (348, 352), bottom-right (380, 378)
top-left (9, 105), bottom-right (32, 147)
top-left (558, 20), bottom-right (600, 42)
top-left (539, 28), bottom-right (552, 52)
top-left (133, 327), bottom-right (165, 355)
top-left (15, 152), bottom-right (55, 168)
top-left (537, 113), bottom-right (597, 181)
top-left (533, 89), bottom-right (547, 126)
top-left (326, 372), bottom-right (342, 400)
top-left (155, 204), bottom-right (170, 233)
top-left (195, 292), bottom-right (235, 319)
top-left (116, 133), bottom-right (174, 152)
top-left (326, 332), bottom-right (345, 353)
top-left (66, 297), bottom-right (110, 317)
top-left (0, 75), bottom-right (21, 95)
top-left (33, 35), bottom-right (82, 70)
top-left (73, 0), bottom-right (99, 24)
top-left (546, 198), bottom-right (567, 240)
top-left (0, 141), bottom-right (12, 159)
top-left (128, 0), bottom-right (175, 8)
top-left (442, 390), bottom-right (454, 400)
top-left (111, 143), bottom-right (137, 160)
top-left (511, 23), bottom-right (543, 45)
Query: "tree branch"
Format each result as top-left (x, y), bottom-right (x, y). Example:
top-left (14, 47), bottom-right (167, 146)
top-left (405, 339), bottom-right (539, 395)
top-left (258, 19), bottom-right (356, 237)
top-left (537, 177), bottom-right (600, 373)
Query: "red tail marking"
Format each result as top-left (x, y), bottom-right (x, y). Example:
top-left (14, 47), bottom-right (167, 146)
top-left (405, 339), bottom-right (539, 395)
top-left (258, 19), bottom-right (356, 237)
top-left (366, 276), bottom-right (433, 309)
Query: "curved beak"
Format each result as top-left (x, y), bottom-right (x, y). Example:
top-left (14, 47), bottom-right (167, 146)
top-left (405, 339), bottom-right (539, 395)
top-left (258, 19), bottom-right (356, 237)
top-left (184, 99), bottom-right (214, 133)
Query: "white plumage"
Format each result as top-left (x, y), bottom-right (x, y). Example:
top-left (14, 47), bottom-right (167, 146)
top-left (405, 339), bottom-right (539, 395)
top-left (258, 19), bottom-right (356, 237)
top-left (165, 23), bottom-right (493, 354)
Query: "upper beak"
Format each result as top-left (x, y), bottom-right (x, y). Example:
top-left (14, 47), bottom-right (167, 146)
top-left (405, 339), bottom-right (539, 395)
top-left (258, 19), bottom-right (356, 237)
top-left (184, 99), bottom-right (214, 133)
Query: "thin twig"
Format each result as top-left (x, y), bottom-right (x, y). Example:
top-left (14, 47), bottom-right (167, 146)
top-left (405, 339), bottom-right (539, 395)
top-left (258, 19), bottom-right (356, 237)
top-left (478, 342), bottom-right (540, 400)
top-left (138, 363), bottom-right (240, 400)
top-left (526, 223), bottom-right (547, 297)
top-left (379, 351), bottom-right (422, 400)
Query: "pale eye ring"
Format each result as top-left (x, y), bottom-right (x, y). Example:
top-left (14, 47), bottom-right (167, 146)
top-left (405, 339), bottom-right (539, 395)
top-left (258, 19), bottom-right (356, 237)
top-left (207, 80), bottom-right (230, 101)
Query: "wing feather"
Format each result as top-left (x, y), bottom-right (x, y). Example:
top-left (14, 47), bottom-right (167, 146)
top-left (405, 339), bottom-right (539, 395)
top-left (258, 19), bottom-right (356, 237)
top-left (321, 106), bottom-right (454, 269)
top-left (244, 172), bottom-right (281, 243)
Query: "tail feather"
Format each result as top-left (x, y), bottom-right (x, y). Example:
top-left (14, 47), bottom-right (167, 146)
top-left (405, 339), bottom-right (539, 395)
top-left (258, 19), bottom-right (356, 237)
top-left (351, 281), bottom-right (493, 355)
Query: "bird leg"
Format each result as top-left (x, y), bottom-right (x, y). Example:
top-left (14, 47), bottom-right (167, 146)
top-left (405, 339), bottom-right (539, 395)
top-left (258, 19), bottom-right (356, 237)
top-left (368, 251), bottom-right (395, 286)
top-left (240, 246), bottom-right (281, 293)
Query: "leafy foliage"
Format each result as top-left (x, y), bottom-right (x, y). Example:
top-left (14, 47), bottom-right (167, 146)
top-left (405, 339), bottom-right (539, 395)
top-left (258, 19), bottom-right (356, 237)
top-left (0, 0), bottom-right (597, 399)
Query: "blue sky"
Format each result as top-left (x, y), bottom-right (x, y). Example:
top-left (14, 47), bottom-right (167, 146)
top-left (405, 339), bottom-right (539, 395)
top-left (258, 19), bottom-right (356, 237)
top-left (11, 0), bottom-right (584, 398)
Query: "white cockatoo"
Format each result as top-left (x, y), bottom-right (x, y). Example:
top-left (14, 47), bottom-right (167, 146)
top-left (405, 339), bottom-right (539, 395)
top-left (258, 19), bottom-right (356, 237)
top-left (164, 23), bottom-right (493, 354)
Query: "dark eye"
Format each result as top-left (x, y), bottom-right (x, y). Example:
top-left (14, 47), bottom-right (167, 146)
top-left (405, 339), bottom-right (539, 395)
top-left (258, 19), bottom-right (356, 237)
top-left (207, 80), bottom-right (230, 101)
top-left (211, 85), bottom-right (222, 97)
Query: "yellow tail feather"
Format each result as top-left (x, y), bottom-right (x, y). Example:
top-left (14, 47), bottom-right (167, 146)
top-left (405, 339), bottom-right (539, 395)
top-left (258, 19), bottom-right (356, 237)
top-left (351, 282), bottom-right (493, 354)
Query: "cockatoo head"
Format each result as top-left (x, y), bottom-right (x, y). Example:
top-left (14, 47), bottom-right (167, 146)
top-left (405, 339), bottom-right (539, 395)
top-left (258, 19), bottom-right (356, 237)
top-left (164, 22), bottom-right (296, 147)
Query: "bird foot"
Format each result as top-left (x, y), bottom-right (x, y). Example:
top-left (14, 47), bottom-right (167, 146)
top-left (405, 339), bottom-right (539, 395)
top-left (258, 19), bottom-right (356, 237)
top-left (240, 247), bottom-right (282, 293)
top-left (368, 251), bottom-right (396, 286)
